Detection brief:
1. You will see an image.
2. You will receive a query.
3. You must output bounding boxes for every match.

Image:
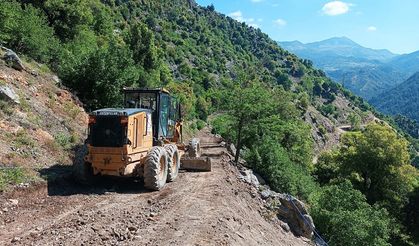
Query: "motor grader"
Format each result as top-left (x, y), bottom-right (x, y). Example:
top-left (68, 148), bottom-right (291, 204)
top-left (73, 88), bottom-right (211, 190)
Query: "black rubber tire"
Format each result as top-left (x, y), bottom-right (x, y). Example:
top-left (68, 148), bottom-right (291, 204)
top-left (164, 144), bottom-right (180, 182)
top-left (72, 144), bottom-right (93, 185)
top-left (144, 146), bottom-right (168, 191)
top-left (189, 138), bottom-right (201, 157)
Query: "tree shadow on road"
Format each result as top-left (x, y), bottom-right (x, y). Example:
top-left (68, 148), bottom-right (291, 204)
top-left (38, 164), bottom-right (150, 196)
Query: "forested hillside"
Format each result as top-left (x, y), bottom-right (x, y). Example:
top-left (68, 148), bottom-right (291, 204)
top-left (1, 0), bottom-right (418, 245)
top-left (371, 72), bottom-right (419, 122)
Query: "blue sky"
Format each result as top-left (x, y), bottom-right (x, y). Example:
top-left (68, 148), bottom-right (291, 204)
top-left (195, 0), bottom-right (419, 54)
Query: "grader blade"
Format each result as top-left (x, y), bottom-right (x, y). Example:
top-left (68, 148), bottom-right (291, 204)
top-left (180, 156), bottom-right (211, 172)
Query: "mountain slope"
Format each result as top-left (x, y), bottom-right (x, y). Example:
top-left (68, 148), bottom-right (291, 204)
top-left (327, 65), bottom-right (407, 99)
top-left (370, 72), bottom-right (419, 122)
top-left (388, 50), bottom-right (419, 76)
top-left (279, 37), bottom-right (406, 99)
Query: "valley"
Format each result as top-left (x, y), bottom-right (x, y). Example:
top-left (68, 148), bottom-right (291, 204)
top-left (280, 37), bottom-right (419, 122)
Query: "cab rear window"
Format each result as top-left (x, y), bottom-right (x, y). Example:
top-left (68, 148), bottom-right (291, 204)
top-left (90, 116), bottom-right (125, 147)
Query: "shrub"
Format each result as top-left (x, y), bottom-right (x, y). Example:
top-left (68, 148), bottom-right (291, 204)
top-left (14, 130), bottom-right (35, 148)
top-left (0, 1), bottom-right (59, 63)
top-left (0, 167), bottom-right (27, 191)
top-left (196, 120), bottom-right (206, 130)
top-left (245, 137), bottom-right (317, 200)
top-left (54, 132), bottom-right (73, 150)
top-left (311, 181), bottom-right (391, 246)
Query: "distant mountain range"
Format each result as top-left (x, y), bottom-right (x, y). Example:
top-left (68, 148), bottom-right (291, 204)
top-left (279, 37), bottom-right (419, 122)
top-left (370, 72), bottom-right (419, 122)
top-left (281, 37), bottom-right (396, 63)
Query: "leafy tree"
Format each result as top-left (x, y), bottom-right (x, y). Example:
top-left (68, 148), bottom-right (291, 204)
top-left (124, 22), bottom-right (159, 70)
top-left (349, 112), bottom-right (361, 130)
top-left (313, 151), bottom-right (340, 185)
top-left (226, 81), bottom-right (273, 163)
top-left (245, 137), bottom-right (317, 199)
top-left (404, 186), bottom-right (419, 242)
top-left (274, 69), bottom-right (292, 90)
top-left (320, 104), bottom-right (337, 117)
top-left (43, 0), bottom-right (95, 41)
top-left (0, 0), bottom-right (59, 62)
top-left (65, 40), bottom-right (139, 109)
top-left (311, 181), bottom-right (391, 246)
top-left (337, 124), bottom-right (415, 216)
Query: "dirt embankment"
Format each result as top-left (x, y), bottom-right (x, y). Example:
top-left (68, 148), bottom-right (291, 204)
top-left (0, 129), bottom-right (310, 246)
top-left (0, 59), bottom-right (87, 177)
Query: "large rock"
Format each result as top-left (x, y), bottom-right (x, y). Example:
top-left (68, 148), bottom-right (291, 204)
top-left (3, 50), bottom-right (25, 71)
top-left (0, 86), bottom-right (20, 104)
top-left (227, 143), bottom-right (236, 156)
top-left (238, 168), bottom-right (260, 187)
top-left (275, 195), bottom-right (315, 239)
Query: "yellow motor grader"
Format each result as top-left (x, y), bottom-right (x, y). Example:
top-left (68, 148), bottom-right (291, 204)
top-left (73, 88), bottom-right (210, 190)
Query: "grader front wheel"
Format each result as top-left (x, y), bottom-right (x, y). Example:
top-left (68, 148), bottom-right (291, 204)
top-left (165, 144), bottom-right (180, 182)
top-left (144, 146), bottom-right (168, 191)
top-left (189, 138), bottom-right (201, 157)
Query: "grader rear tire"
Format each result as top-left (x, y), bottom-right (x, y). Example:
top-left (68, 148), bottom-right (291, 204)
top-left (72, 144), bottom-right (93, 185)
top-left (165, 144), bottom-right (180, 182)
top-left (144, 146), bottom-right (168, 191)
top-left (189, 138), bottom-right (201, 157)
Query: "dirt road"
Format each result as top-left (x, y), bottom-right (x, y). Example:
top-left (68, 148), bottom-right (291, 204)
top-left (0, 129), bottom-right (310, 246)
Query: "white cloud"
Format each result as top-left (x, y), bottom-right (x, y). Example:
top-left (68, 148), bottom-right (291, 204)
top-left (229, 11), bottom-right (244, 21)
top-left (322, 1), bottom-right (352, 16)
top-left (367, 26), bottom-right (377, 32)
top-left (249, 23), bottom-right (260, 28)
top-left (273, 18), bottom-right (287, 27)
top-left (228, 11), bottom-right (260, 28)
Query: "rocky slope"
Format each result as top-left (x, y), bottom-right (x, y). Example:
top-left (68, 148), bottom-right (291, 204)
top-left (0, 48), bottom-right (87, 189)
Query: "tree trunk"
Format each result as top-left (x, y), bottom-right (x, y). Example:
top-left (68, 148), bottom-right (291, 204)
top-left (235, 118), bottom-right (243, 164)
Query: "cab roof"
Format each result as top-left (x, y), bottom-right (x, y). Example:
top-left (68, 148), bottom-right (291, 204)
top-left (90, 108), bottom-right (150, 117)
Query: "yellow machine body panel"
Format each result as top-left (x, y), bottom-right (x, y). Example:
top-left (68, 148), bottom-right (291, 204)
top-left (86, 109), bottom-right (153, 177)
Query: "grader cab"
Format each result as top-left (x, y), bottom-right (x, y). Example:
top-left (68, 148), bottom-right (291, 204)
top-left (74, 88), bottom-right (211, 191)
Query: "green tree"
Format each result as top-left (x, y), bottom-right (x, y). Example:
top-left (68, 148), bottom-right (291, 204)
top-left (43, 0), bottom-right (95, 41)
top-left (245, 137), bottom-right (317, 199)
top-left (404, 186), bottom-right (419, 242)
top-left (227, 81), bottom-right (273, 163)
top-left (66, 40), bottom-right (139, 109)
top-left (337, 124), bottom-right (415, 215)
top-left (0, 1), bottom-right (59, 62)
top-left (311, 181), bottom-right (391, 246)
top-left (313, 151), bottom-right (340, 185)
top-left (349, 112), bottom-right (361, 130)
top-left (124, 22), bottom-right (159, 70)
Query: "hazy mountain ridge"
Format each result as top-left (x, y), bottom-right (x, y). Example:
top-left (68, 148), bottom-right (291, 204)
top-left (370, 72), bottom-right (419, 122)
top-left (279, 36), bottom-right (418, 107)
top-left (388, 50), bottom-right (419, 75)
top-left (281, 37), bottom-right (396, 62)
